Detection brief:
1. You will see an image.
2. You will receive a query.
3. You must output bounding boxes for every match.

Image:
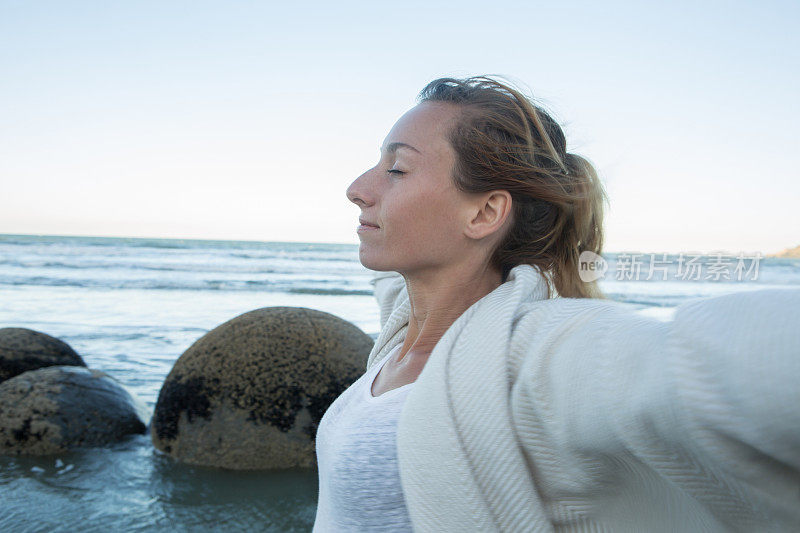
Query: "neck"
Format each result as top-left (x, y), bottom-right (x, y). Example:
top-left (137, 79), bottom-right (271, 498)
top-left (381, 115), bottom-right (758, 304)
top-left (399, 260), bottom-right (503, 362)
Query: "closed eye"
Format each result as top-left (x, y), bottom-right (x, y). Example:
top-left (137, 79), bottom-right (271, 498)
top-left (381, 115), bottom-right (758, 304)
top-left (387, 169), bottom-right (405, 175)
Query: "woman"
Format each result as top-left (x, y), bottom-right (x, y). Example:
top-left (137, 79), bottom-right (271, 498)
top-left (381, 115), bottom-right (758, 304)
top-left (313, 76), bottom-right (800, 532)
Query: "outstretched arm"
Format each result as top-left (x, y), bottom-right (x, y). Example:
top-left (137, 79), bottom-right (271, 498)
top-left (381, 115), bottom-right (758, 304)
top-left (511, 288), bottom-right (800, 526)
top-left (666, 288), bottom-right (800, 471)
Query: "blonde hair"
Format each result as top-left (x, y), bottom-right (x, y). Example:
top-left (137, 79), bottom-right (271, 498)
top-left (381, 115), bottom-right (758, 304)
top-left (418, 76), bottom-right (608, 299)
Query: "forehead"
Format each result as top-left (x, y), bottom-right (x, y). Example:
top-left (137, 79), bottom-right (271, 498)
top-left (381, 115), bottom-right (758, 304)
top-left (382, 101), bottom-right (460, 155)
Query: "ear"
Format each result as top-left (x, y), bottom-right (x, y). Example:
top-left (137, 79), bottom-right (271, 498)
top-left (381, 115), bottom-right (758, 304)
top-left (464, 190), bottom-right (513, 240)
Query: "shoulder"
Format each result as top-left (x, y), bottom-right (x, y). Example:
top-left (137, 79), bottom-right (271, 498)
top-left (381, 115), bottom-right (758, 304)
top-left (512, 296), bottom-right (651, 341)
top-left (507, 295), bottom-right (670, 390)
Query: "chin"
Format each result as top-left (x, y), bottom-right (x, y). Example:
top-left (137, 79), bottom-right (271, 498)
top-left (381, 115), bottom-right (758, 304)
top-left (358, 246), bottom-right (395, 272)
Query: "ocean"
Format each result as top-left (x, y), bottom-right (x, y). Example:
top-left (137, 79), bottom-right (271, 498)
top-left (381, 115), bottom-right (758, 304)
top-left (1, 234), bottom-right (797, 532)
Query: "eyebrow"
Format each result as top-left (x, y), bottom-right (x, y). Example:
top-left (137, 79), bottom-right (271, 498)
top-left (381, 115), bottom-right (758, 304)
top-left (380, 142), bottom-right (421, 155)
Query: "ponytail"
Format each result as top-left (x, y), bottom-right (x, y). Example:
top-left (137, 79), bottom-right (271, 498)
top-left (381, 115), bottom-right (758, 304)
top-left (418, 76), bottom-right (608, 298)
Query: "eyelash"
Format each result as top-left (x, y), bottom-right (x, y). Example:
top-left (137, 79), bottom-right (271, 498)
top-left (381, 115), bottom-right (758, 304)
top-left (387, 169), bottom-right (405, 175)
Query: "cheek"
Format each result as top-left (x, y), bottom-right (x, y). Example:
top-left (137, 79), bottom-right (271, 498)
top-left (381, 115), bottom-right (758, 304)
top-left (422, 186), bottom-right (464, 226)
top-left (390, 191), bottom-right (463, 241)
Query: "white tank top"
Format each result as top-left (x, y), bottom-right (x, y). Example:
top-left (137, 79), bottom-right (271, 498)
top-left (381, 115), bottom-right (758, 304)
top-left (313, 344), bottom-right (415, 532)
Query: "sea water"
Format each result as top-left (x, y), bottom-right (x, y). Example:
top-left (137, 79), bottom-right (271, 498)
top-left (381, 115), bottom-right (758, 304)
top-left (0, 234), bottom-right (797, 532)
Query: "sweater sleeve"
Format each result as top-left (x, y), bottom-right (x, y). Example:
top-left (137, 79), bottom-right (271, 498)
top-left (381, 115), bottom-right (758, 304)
top-left (665, 288), bottom-right (800, 471)
top-left (510, 288), bottom-right (800, 522)
top-left (369, 270), bottom-right (407, 329)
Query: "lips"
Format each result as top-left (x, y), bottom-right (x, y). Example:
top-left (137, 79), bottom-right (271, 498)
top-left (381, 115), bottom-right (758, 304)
top-left (359, 218), bottom-right (379, 228)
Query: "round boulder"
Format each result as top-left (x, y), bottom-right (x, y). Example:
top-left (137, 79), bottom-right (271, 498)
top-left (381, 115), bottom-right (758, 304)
top-left (151, 307), bottom-right (373, 470)
top-left (0, 366), bottom-right (149, 455)
top-left (0, 327), bottom-right (86, 384)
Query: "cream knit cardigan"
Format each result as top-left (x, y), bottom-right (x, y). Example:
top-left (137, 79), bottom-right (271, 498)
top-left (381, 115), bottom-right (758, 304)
top-left (365, 264), bottom-right (800, 532)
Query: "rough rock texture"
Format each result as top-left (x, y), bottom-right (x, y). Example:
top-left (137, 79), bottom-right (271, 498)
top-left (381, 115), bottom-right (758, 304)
top-left (151, 306), bottom-right (373, 470)
top-left (0, 328), bottom-right (86, 384)
top-left (0, 366), bottom-right (149, 455)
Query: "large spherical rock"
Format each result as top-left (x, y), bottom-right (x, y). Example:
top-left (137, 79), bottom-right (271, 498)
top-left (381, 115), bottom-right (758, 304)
top-left (0, 366), bottom-right (149, 455)
top-left (151, 307), bottom-right (373, 470)
top-left (0, 327), bottom-right (86, 384)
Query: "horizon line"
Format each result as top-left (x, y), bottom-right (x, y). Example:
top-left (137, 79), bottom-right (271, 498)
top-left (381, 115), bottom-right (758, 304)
top-left (1, 232), bottom-right (792, 257)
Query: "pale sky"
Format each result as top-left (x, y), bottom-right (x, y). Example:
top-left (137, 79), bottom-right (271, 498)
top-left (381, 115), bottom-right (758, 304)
top-left (1, 0), bottom-right (798, 254)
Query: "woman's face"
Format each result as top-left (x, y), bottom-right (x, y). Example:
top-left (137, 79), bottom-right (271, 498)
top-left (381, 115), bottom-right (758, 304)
top-left (346, 101), bottom-right (477, 274)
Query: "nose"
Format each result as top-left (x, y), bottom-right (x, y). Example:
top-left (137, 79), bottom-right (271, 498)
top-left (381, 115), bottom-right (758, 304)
top-left (346, 168), bottom-right (374, 207)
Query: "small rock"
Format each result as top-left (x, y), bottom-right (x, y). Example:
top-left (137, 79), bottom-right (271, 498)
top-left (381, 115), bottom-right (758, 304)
top-left (0, 366), bottom-right (149, 456)
top-left (0, 328), bottom-right (86, 384)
